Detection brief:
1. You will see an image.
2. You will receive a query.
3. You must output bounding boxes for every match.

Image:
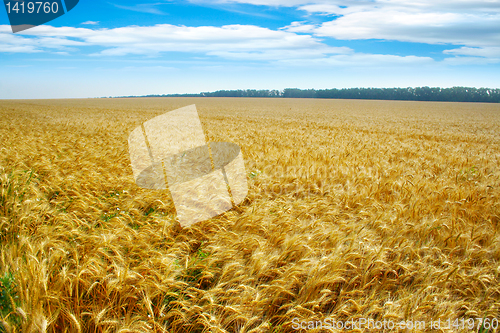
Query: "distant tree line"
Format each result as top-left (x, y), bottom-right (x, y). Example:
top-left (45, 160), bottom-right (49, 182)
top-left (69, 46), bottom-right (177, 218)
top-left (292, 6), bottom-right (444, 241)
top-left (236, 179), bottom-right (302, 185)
top-left (119, 87), bottom-right (500, 103)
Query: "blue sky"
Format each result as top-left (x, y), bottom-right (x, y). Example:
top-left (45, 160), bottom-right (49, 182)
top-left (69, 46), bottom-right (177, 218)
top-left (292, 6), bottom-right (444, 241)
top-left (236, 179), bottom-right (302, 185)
top-left (1, 0), bottom-right (499, 99)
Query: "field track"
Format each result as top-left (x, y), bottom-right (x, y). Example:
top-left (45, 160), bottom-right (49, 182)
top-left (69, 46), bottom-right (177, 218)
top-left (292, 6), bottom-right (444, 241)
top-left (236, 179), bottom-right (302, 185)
top-left (1, 97), bottom-right (500, 332)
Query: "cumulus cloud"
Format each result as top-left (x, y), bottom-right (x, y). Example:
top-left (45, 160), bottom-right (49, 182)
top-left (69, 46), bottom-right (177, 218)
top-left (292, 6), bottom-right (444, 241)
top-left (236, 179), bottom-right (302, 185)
top-left (219, 0), bottom-right (500, 58)
top-left (0, 22), bottom-right (438, 66)
top-left (312, 10), bottom-right (500, 48)
top-left (0, 24), bottom-right (351, 61)
top-left (0, 26), bottom-right (85, 53)
top-left (3, 0), bottom-right (498, 65)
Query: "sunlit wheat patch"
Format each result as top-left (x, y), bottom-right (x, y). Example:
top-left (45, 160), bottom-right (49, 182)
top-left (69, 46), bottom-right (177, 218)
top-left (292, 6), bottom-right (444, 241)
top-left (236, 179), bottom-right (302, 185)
top-left (0, 97), bottom-right (499, 332)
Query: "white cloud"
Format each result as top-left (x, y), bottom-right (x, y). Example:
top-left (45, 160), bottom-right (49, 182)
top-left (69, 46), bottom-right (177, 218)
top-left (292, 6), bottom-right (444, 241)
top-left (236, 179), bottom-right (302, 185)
top-left (0, 44), bottom-right (41, 53)
top-left (3, 0), bottom-right (500, 66)
top-left (278, 52), bottom-right (435, 67)
top-left (0, 24), bottom-right (351, 61)
top-left (442, 56), bottom-right (500, 65)
top-left (192, 0), bottom-right (309, 6)
top-left (0, 27), bottom-right (85, 53)
top-left (81, 21), bottom-right (99, 25)
top-left (208, 47), bottom-right (351, 61)
top-left (0, 23), bottom-right (437, 67)
top-left (217, 0), bottom-right (500, 13)
top-left (443, 46), bottom-right (500, 67)
top-left (297, 4), bottom-right (347, 15)
top-left (312, 10), bottom-right (500, 48)
top-left (217, 0), bottom-right (500, 58)
top-left (444, 46), bottom-right (500, 58)
top-left (282, 21), bottom-right (317, 33)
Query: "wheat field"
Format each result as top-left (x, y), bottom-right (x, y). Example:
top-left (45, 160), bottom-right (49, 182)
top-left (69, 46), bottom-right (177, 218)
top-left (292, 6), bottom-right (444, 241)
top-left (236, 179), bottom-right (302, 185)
top-left (0, 97), bottom-right (499, 332)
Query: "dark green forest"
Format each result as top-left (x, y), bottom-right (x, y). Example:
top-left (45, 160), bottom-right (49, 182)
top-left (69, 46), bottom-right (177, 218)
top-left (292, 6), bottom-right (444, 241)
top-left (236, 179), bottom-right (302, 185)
top-left (120, 86), bottom-right (500, 103)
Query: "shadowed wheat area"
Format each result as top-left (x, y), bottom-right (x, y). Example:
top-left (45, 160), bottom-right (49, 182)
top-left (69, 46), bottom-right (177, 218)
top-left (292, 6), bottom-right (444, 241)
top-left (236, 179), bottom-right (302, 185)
top-left (0, 97), bottom-right (499, 332)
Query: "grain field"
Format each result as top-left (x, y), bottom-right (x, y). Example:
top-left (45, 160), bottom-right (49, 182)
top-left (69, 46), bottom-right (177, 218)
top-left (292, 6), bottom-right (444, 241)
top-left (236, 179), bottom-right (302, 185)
top-left (0, 97), bottom-right (499, 332)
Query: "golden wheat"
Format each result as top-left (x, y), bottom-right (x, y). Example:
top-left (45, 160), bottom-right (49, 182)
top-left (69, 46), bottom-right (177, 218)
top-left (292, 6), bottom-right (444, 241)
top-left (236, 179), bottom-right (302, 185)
top-left (0, 97), bottom-right (499, 332)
